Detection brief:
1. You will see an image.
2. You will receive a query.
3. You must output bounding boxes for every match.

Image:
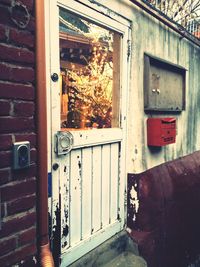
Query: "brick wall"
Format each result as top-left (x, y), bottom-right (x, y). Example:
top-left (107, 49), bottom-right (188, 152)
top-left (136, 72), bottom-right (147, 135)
top-left (0, 0), bottom-right (37, 266)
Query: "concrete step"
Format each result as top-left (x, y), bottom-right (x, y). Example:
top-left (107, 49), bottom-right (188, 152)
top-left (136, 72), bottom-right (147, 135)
top-left (69, 230), bottom-right (147, 267)
top-left (102, 251), bottom-right (147, 267)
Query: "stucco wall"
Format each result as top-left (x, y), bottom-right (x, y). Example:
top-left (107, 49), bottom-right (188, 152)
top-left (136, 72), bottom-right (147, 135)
top-left (88, 0), bottom-right (200, 173)
top-left (127, 7), bottom-right (200, 173)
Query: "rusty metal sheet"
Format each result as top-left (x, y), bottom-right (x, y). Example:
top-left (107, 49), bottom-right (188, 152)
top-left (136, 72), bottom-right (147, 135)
top-left (128, 151), bottom-right (200, 267)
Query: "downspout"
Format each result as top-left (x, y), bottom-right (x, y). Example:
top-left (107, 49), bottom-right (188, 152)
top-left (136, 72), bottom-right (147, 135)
top-left (36, 0), bottom-right (55, 266)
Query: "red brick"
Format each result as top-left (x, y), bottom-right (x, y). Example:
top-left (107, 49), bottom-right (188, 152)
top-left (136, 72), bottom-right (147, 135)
top-left (0, 211), bottom-right (36, 238)
top-left (3, 0), bottom-right (35, 11)
top-left (0, 151), bottom-right (12, 168)
top-left (0, 3), bottom-right (35, 31)
top-left (15, 133), bottom-right (36, 148)
top-left (10, 28), bottom-right (34, 48)
top-left (30, 148), bottom-right (37, 163)
top-left (0, 24), bottom-right (7, 41)
top-left (1, 0), bottom-right (34, 11)
top-left (11, 65), bottom-right (35, 83)
top-left (12, 163), bottom-right (37, 181)
top-left (1, 0), bottom-right (34, 10)
top-left (1, 178), bottom-right (36, 202)
top-left (0, 237), bottom-right (16, 256)
top-left (0, 243), bottom-right (36, 267)
top-left (0, 44), bottom-right (34, 64)
top-left (20, 0), bottom-right (34, 11)
top-left (18, 227), bottom-right (36, 246)
top-left (14, 101), bottom-right (35, 117)
top-left (0, 6), bottom-right (11, 27)
top-left (1, 203), bottom-right (5, 218)
top-left (0, 63), bottom-right (34, 83)
top-left (0, 168), bottom-right (10, 185)
top-left (0, 117), bottom-right (34, 133)
top-left (0, 81), bottom-right (35, 100)
top-left (0, 63), bottom-right (10, 80)
top-left (7, 194), bottom-right (36, 215)
top-left (27, 16), bottom-right (35, 32)
top-left (0, 100), bottom-right (11, 115)
top-left (0, 0), bottom-right (12, 5)
top-left (0, 134), bottom-right (12, 151)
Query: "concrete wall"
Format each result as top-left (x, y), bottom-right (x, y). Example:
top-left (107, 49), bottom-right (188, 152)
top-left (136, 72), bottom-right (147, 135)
top-left (127, 7), bottom-right (200, 173)
top-left (89, 0), bottom-right (200, 173)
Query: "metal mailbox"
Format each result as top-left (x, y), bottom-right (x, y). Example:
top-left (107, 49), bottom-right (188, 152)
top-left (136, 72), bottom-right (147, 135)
top-left (147, 118), bottom-right (176, 146)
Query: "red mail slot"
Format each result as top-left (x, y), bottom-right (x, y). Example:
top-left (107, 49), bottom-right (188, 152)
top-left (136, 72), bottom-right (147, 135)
top-left (147, 118), bottom-right (176, 146)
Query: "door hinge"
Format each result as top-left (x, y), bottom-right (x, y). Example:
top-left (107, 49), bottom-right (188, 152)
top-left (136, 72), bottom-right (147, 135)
top-left (127, 39), bottom-right (131, 59)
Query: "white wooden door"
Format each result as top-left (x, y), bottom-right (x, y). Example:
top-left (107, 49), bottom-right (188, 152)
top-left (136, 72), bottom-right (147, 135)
top-left (48, 1), bottom-right (130, 266)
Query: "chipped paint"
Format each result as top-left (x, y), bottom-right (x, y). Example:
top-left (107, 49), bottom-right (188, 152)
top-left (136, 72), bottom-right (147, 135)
top-left (61, 162), bottom-right (70, 250)
top-left (52, 199), bottom-right (61, 267)
top-left (129, 183), bottom-right (139, 222)
top-left (47, 0), bottom-right (127, 264)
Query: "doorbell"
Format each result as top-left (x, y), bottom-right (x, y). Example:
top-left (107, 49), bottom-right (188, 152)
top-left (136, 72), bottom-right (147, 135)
top-left (13, 141), bottom-right (30, 170)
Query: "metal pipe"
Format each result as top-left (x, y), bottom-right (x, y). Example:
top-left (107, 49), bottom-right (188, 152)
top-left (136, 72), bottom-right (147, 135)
top-left (129, 0), bottom-right (200, 47)
top-left (35, 0), bottom-right (54, 266)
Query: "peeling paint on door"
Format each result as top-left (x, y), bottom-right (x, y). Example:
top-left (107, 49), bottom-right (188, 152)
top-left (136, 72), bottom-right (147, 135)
top-left (52, 199), bottom-right (61, 267)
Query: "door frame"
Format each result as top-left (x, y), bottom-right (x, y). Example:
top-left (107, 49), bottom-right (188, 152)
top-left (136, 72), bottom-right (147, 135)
top-left (45, 0), bottom-right (131, 265)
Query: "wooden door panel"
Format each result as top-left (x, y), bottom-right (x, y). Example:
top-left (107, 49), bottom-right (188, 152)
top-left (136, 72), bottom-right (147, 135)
top-left (60, 143), bottom-right (120, 253)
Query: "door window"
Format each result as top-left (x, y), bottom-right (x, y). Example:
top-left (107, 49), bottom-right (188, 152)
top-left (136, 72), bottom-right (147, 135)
top-left (59, 8), bottom-right (121, 130)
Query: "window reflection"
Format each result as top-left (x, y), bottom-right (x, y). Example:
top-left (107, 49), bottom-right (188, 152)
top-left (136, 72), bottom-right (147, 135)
top-left (59, 8), bottom-right (120, 129)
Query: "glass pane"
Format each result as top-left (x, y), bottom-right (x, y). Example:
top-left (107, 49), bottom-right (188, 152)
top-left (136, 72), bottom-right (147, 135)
top-left (59, 8), bottom-right (121, 130)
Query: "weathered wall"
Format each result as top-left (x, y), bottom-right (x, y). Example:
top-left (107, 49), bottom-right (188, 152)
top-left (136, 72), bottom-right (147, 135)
top-left (0, 0), bottom-right (37, 266)
top-left (127, 7), bottom-right (200, 173)
top-left (90, 0), bottom-right (200, 173)
top-left (0, 0), bottom-right (199, 265)
top-left (127, 151), bottom-right (200, 267)
top-left (86, 1), bottom-right (200, 267)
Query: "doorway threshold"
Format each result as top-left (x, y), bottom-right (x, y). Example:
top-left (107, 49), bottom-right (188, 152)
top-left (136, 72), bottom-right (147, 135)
top-left (68, 230), bottom-right (147, 267)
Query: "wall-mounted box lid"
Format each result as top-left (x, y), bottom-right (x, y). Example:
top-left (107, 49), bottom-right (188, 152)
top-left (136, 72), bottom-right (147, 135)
top-left (144, 54), bottom-right (186, 112)
top-left (160, 118), bottom-right (176, 128)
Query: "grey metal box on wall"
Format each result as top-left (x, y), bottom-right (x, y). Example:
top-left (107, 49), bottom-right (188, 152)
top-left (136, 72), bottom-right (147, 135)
top-left (144, 53), bottom-right (186, 112)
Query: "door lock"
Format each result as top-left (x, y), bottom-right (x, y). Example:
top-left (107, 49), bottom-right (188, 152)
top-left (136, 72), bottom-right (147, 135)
top-left (55, 131), bottom-right (73, 156)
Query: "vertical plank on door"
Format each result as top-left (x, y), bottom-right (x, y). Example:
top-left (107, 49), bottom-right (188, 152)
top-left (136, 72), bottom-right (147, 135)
top-left (81, 147), bottom-right (92, 239)
top-left (60, 154), bottom-right (70, 250)
top-left (92, 146), bottom-right (102, 233)
top-left (110, 143), bottom-right (119, 223)
top-left (70, 149), bottom-right (82, 246)
top-left (101, 144), bottom-right (110, 227)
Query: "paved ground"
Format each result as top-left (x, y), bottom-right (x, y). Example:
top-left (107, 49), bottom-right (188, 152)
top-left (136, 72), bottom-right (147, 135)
top-left (102, 251), bottom-right (147, 267)
top-left (69, 231), bottom-right (147, 267)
